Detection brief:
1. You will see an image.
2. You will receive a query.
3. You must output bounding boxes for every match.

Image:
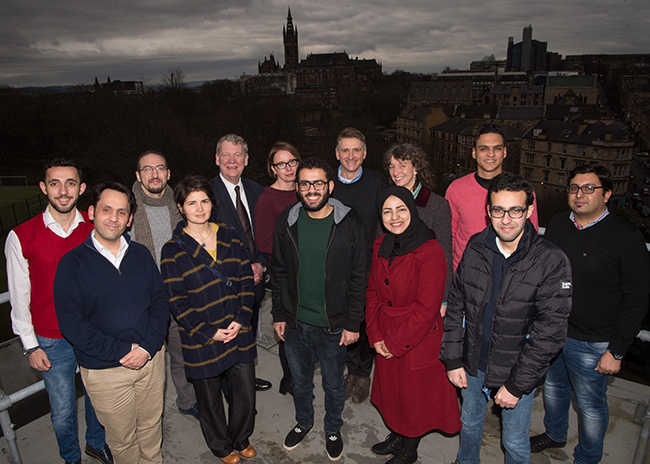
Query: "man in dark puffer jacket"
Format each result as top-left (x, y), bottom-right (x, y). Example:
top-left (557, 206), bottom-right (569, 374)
top-left (441, 173), bottom-right (572, 464)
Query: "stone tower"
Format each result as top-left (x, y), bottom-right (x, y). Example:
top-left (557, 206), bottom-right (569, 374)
top-left (283, 7), bottom-right (299, 69)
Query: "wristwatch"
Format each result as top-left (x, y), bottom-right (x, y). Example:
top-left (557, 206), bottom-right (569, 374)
top-left (607, 349), bottom-right (624, 361)
top-left (23, 347), bottom-right (39, 356)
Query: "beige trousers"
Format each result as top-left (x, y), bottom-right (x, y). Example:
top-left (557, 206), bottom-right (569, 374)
top-left (81, 346), bottom-right (165, 464)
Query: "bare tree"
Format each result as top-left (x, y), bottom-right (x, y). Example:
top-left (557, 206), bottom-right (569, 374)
top-left (161, 67), bottom-right (186, 90)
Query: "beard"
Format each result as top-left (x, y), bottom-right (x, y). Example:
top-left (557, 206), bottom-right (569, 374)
top-left (299, 187), bottom-right (330, 212)
top-left (49, 196), bottom-right (78, 214)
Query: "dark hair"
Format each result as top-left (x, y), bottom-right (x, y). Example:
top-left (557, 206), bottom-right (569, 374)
top-left (267, 142), bottom-right (302, 178)
top-left (90, 181), bottom-right (137, 216)
top-left (296, 157), bottom-right (334, 183)
top-left (383, 143), bottom-right (436, 191)
top-left (216, 134), bottom-right (248, 155)
top-left (43, 158), bottom-right (83, 183)
top-left (487, 172), bottom-right (534, 208)
top-left (336, 127), bottom-right (367, 151)
top-left (173, 175), bottom-right (218, 215)
top-left (568, 164), bottom-right (613, 192)
top-left (136, 150), bottom-right (167, 171)
top-left (474, 123), bottom-right (505, 148)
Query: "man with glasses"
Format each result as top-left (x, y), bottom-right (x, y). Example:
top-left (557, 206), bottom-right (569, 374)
top-left (271, 157), bottom-right (366, 461)
top-left (441, 173), bottom-right (571, 464)
top-left (530, 164), bottom-right (649, 462)
top-left (331, 127), bottom-right (386, 404)
top-left (209, 134), bottom-right (272, 392)
top-left (130, 150), bottom-right (198, 418)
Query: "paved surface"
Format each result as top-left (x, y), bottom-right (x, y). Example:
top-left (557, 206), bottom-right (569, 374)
top-left (1, 295), bottom-right (649, 463)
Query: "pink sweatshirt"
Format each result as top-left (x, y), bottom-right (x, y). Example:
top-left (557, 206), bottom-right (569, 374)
top-left (445, 173), bottom-right (539, 270)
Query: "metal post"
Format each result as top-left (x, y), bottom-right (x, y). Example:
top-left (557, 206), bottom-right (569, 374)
top-left (633, 396), bottom-right (650, 464)
top-left (0, 390), bottom-right (22, 464)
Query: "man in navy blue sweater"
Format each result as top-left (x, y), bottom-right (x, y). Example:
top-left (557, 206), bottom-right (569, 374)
top-left (54, 181), bottom-right (169, 464)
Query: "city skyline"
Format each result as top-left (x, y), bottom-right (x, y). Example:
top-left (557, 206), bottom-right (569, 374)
top-left (1, 0), bottom-right (649, 88)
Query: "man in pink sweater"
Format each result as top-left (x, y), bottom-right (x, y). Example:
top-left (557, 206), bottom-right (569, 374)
top-left (445, 124), bottom-right (538, 270)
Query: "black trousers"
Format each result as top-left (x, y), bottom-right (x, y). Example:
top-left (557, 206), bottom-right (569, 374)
top-left (191, 361), bottom-right (256, 457)
top-left (346, 321), bottom-right (373, 377)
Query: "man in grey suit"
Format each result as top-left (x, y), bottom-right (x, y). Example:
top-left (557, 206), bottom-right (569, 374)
top-left (209, 133), bottom-right (271, 391)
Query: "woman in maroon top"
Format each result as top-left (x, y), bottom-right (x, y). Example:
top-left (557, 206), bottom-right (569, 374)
top-left (253, 142), bottom-right (300, 396)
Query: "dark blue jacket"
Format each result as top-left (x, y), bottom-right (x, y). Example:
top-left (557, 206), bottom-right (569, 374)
top-left (209, 174), bottom-right (267, 302)
top-left (54, 234), bottom-right (169, 369)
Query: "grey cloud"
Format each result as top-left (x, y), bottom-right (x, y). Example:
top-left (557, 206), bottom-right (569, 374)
top-left (1, 0), bottom-right (649, 87)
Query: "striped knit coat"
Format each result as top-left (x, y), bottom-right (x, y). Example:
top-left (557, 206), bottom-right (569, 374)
top-left (161, 221), bottom-right (256, 379)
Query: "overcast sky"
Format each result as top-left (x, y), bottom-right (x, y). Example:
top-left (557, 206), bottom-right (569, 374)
top-left (1, 0), bottom-right (649, 88)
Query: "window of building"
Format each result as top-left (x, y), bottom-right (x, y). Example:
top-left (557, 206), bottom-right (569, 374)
top-left (562, 144), bottom-right (567, 154)
top-left (524, 167), bottom-right (533, 179)
top-left (545, 156), bottom-right (552, 167)
top-left (592, 148), bottom-right (598, 159)
top-left (560, 158), bottom-right (566, 169)
top-left (575, 160), bottom-right (585, 168)
top-left (547, 142), bottom-right (552, 153)
top-left (526, 153), bottom-right (535, 164)
top-left (558, 173), bottom-right (564, 185)
top-left (528, 140), bottom-right (536, 150)
top-left (577, 146), bottom-right (586, 157)
top-left (543, 171), bottom-right (550, 182)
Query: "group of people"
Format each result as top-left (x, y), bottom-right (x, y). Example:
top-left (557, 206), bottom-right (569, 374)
top-left (4, 123), bottom-right (648, 464)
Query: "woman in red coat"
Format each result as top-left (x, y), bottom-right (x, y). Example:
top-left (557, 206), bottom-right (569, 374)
top-left (367, 186), bottom-right (461, 464)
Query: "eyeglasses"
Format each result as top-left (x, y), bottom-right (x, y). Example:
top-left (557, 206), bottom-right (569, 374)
top-left (567, 184), bottom-right (604, 195)
top-left (489, 207), bottom-right (527, 219)
top-left (298, 180), bottom-right (328, 192)
top-left (272, 159), bottom-right (299, 170)
top-left (140, 166), bottom-right (167, 174)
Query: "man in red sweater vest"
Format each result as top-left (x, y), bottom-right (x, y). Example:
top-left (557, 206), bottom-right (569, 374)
top-left (5, 159), bottom-right (112, 464)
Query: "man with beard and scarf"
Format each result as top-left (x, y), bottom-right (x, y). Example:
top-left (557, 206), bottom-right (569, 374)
top-left (271, 157), bottom-right (367, 462)
top-left (441, 173), bottom-right (571, 464)
top-left (130, 150), bottom-right (198, 419)
top-left (5, 159), bottom-right (112, 464)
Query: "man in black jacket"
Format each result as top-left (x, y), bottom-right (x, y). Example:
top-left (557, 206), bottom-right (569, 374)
top-left (441, 173), bottom-right (572, 464)
top-left (271, 157), bottom-right (366, 462)
top-left (530, 164), bottom-right (649, 462)
top-left (209, 134), bottom-right (272, 392)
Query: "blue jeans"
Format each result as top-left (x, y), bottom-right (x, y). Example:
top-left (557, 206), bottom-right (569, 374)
top-left (543, 338), bottom-right (609, 464)
top-left (284, 322), bottom-right (347, 434)
top-left (37, 335), bottom-right (106, 462)
top-left (457, 370), bottom-right (535, 464)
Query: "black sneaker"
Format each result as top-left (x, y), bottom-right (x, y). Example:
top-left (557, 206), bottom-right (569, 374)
top-left (530, 432), bottom-right (566, 453)
top-left (371, 433), bottom-right (402, 456)
top-left (326, 431), bottom-right (343, 461)
top-left (284, 424), bottom-right (312, 450)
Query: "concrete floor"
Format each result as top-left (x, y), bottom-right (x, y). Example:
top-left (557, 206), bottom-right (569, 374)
top-left (1, 296), bottom-right (649, 463)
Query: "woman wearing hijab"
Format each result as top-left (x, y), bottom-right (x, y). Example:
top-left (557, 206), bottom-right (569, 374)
top-left (161, 175), bottom-right (257, 464)
top-left (366, 186), bottom-right (461, 464)
top-left (384, 143), bottom-right (453, 316)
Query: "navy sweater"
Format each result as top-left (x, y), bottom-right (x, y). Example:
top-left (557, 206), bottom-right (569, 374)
top-left (54, 234), bottom-right (169, 369)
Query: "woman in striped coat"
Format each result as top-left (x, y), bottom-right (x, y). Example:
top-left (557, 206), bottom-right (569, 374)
top-left (161, 175), bottom-right (256, 464)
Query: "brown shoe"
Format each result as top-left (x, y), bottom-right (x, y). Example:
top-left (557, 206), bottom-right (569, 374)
top-left (219, 451), bottom-right (241, 464)
top-left (352, 377), bottom-right (370, 403)
top-left (344, 374), bottom-right (357, 400)
top-left (238, 444), bottom-right (257, 460)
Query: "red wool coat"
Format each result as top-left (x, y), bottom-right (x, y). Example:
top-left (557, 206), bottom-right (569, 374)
top-left (366, 237), bottom-right (461, 437)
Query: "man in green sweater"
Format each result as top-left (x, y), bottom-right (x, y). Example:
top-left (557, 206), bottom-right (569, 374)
top-left (531, 164), bottom-right (649, 462)
top-left (271, 157), bottom-right (367, 462)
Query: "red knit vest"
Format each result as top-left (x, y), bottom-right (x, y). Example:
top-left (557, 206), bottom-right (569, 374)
top-left (13, 211), bottom-right (94, 339)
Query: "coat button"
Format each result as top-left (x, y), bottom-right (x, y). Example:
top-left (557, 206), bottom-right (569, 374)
top-left (387, 301), bottom-right (392, 306)
top-left (405, 345), bottom-right (410, 348)
top-left (433, 326), bottom-right (438, 330)
top-left (384, 279), bottom-right (389, 285)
